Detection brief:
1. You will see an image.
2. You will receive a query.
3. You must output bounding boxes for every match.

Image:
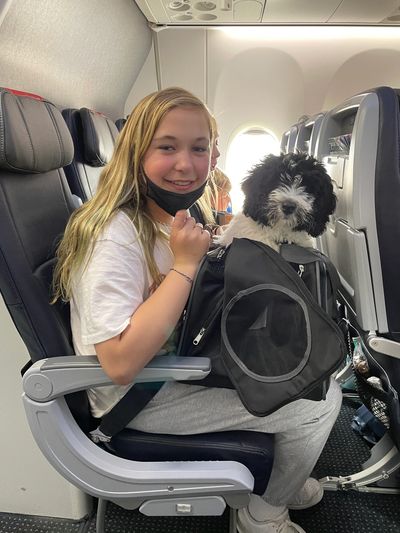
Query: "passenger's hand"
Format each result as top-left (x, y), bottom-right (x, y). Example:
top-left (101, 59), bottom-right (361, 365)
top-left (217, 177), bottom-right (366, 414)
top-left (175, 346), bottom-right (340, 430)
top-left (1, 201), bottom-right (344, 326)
top-left (214, 224), bottom-right (229, 235)
top-left (170, 210), bottom-right (210, 270)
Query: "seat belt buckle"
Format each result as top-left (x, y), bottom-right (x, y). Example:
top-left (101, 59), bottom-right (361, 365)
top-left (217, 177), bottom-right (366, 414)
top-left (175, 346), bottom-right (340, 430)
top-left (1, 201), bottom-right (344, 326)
top-left (90, 427), bottom-right (112, 443)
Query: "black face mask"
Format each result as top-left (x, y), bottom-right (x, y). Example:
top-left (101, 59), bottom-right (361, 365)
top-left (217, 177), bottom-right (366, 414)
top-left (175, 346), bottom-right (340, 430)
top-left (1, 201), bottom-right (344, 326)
top-left (146, 177), bottom-right (208, 216)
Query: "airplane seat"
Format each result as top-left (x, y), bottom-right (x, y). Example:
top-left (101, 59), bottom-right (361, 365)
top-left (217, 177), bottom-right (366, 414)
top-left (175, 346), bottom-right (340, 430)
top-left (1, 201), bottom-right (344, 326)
top-left (115, 117), bottom-right (127, 131)
top-left (280, 128), bottom-right (290, 153)
top-left (280, 124), bottom-right (298, 154)
top-left (291, 116), bottom-right (308, 152)
top-left (294, 113), bottom-right (324, 155)
top-left (316, 86), bottom-right (400, 493)
top-left (62, 107), bottom-right (119, 202)
top-left (0, 88), bottom-right (274, 531)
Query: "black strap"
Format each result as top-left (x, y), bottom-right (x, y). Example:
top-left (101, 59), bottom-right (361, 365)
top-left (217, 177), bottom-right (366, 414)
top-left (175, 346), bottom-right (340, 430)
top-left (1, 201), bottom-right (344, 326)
top-left (280, 244), bottom-right (342, 320)
top-left (280, 244), bottom-right (342, 294)
top-left (94, 383), bottom-right (160, 441)
top-left (322, 255), bottom-right (341, 297)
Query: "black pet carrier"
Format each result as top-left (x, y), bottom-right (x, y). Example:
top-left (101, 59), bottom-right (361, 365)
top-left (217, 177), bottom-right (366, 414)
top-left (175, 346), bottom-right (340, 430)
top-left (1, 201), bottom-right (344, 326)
top-left (178, 238), bottom-right (347, 417)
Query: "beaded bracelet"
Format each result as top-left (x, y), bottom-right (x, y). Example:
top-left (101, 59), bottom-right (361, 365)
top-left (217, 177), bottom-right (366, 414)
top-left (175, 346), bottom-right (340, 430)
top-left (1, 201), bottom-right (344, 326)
top-left (170, 268), bottom-right (193, 284)
top-left (204, 223), bottom-right (221, 236)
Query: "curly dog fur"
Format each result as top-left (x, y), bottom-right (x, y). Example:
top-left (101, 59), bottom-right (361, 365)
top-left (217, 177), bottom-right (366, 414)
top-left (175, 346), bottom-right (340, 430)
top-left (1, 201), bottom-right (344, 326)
top-left (216, 152), bottom-right (336, 251)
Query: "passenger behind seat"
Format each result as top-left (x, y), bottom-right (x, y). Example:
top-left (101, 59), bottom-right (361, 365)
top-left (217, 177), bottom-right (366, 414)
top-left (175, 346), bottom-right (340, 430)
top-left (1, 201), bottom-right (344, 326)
top-left (62, 108), bottom-right (119, 202)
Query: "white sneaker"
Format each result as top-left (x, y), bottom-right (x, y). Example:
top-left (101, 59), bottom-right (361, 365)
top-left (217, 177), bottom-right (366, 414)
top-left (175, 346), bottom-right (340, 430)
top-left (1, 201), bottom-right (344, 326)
top-left (286, 478), bottom-right (324, 510)
top-left (237, 507), bottom-right (306, 533)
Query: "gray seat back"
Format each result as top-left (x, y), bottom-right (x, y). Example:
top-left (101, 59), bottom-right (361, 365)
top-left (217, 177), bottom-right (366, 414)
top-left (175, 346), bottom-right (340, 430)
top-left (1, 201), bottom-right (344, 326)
top-left (316, 87), bottom-right (400, 447)
top-left (316, 87), bottom-right (400, 342)
top-left (62, 107), bottom-right (119, 201)
top-left (295, 113), bottom-right (325, 155)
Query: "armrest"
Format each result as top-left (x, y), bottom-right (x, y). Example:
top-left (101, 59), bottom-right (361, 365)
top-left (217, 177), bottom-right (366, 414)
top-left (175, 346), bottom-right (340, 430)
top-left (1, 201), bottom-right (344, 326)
top-left (367, 335), bottom-right (400, 360)
top-left (22, 359), bottom-right (254, 505)
top-left (23, 355), bottom-right (211, 402)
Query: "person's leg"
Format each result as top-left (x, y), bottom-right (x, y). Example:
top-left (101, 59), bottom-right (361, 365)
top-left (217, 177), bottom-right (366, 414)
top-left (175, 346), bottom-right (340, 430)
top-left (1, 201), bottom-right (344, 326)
top-left (129, 377), bottom-right (342, 506)
top-left (261, 379), bottom-right (342, 505)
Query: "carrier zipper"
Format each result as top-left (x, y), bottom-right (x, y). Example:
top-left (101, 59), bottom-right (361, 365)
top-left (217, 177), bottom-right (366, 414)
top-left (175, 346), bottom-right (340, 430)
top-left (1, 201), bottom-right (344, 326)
top-left (176, 254), bottom-right (207, 356)
top-left (193, 328), bottom-right (205, 345)
top-left (297, 264), bottom-right (305, 277)
top-left (192, 297), bottom-right (224, 346)
top-left (176, 248), bottom-right (226, 355)
top-left (216, 247), bottom-right (226, 260)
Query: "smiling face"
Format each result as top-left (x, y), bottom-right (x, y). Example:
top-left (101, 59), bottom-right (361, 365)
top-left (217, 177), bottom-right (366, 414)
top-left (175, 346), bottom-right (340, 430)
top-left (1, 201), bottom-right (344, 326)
top-left (143, 106), bottom-right (211, 196)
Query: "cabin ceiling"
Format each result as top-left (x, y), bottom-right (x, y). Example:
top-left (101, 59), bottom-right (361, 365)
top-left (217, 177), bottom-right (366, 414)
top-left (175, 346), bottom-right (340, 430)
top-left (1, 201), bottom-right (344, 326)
top-left (134, 0), bottom-right (400, 26)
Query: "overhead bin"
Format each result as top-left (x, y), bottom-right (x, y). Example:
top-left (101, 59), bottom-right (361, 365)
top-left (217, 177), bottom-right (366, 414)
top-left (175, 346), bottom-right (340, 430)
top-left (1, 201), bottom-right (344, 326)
top-left (328, 0), bottom-right (400, 23)
top-left (266, 0), bottom-right (399, 24)
top-left (263, 0), bottom-right (341, 24)
top-left (135, 0), bottom-right (400, 24)
top-left (135, 0), bottom-right (266, 24)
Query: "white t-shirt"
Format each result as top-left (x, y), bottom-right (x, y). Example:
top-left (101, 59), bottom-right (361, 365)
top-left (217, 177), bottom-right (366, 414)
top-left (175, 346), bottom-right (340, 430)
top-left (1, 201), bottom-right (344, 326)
top-left (70, 210), bottom-right (174, 418)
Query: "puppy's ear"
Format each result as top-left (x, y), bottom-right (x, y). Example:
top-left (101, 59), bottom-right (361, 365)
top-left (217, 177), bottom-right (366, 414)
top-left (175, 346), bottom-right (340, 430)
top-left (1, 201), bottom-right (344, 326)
top-left (308, 178), bottom-right (337, 237)
top-left (242, 154), bottom-right (282, 221)
top-left (309, 218), bottom-right (329, 238)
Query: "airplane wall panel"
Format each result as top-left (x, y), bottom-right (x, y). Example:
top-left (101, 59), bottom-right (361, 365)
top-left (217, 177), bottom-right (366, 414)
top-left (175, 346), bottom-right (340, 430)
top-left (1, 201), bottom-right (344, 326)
top-left (206, 28), bottom-right (400, 160)
top-left (323, 48), bottom-right (400, 110)
top-left (125, 41), bottom-right (159, 115)
top-left (0, 296), bottom-right (92, 518)
top-left (156, 28), bottom-right (207, 102)
top-left (0, 0), bottom-right (152, 119)
top-left (207, 33), bottom-right (305, 168)
top-left (144, 26), bottom-right (400, 169)
top-left (0, 0), bottom-right (12, 27)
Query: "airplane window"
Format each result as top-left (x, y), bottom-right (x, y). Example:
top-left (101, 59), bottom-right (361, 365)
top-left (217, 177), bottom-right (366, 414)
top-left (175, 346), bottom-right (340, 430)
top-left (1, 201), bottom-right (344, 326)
top-left (225, 127), bottom-right (280, 212)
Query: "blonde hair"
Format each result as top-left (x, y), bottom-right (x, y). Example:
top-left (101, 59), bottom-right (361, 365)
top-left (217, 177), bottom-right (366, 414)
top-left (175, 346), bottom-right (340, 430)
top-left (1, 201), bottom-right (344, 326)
top-left (198, 167), bottom-right (232, 215)
top-left (193, 115), bottom-right (222, 223)
top-left (195, 182), bottom-right (217, 224)
top-left (192, 167), bottom-right (232, 223)
top-left (212, 167), bottom-right (231, 194)
top-left (53, 87), bottom-right (214, 302)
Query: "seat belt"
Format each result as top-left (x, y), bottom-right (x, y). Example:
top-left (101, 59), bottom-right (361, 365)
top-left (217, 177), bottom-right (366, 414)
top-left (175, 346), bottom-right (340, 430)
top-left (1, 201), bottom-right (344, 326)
top-left (89, 383), bottom-right (160, 443)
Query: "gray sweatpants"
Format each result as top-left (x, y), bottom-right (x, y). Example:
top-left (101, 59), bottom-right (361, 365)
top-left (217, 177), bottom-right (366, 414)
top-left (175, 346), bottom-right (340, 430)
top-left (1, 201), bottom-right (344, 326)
top-left (127, 378), bottom-right (342, 506)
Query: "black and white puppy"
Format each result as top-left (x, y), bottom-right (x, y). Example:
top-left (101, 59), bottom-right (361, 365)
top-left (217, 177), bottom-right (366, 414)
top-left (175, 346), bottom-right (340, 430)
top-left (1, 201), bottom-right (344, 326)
top-left (216, 152), bottom-right (336, 251)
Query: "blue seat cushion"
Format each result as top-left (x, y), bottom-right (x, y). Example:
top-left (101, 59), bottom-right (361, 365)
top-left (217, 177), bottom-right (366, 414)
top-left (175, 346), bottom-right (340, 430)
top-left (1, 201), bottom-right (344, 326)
top-left (106, 429), bottom-right (274, 495)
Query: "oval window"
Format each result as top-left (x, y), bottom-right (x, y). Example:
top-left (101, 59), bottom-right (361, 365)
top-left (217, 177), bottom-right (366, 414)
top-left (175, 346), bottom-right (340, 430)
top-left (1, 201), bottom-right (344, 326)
top-left (225, 127), bottom-right (280, 212)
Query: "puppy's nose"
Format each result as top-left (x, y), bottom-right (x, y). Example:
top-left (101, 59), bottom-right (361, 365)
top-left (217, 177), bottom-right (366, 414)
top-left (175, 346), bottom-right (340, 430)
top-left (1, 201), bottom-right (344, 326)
top-left (282, 201), bottom-right (297, 215)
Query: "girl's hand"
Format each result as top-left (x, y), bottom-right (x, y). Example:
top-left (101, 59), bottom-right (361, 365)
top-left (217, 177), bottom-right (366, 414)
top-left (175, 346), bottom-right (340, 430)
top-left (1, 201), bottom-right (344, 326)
top-left (170, 210), bottom-right (210, 270)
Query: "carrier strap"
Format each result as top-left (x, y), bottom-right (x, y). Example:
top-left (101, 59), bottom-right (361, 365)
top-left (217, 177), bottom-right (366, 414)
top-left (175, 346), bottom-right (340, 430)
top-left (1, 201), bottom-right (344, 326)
top-left (323, 256), bottom-right (341, 297)
top-left (280, 245), bottom-right (341, 295)
top-left (280, 244), bottom-right (342, 320)
top-left (90, 383), bottom-right (159, 443)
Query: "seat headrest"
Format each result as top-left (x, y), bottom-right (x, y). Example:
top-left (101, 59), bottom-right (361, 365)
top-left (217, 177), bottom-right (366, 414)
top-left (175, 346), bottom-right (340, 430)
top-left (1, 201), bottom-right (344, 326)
top-left (80, 108), bottom-right (119, 167)
top-left (0, 88), bottom-right (74, 173)
top-left (115, 117), bottom-right (127, 132)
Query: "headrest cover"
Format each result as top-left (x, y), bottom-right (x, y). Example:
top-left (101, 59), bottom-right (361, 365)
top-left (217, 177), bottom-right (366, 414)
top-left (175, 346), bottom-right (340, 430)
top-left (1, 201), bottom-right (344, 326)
top-left (0, 89), bottom-right (74, 173)
top-left (115, 117), bottom-right (127, 132)
top-left (80, 108), bottom-right (119, 167)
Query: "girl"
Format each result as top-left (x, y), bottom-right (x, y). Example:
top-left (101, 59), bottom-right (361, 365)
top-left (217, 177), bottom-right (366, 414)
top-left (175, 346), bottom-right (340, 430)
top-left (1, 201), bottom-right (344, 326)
top-left (53, 87), bottom-right (342, 533)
